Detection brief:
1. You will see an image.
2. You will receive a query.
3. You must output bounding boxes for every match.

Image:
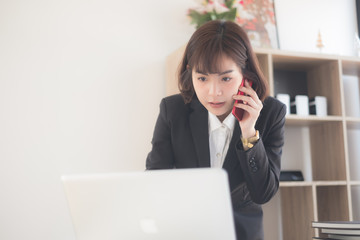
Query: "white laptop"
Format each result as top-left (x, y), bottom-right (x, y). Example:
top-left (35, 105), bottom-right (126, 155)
top-left (61, 168), bottom-right (236, 240)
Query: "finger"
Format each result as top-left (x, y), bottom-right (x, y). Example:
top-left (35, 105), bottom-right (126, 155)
top-left (233, 97), bottom-right (259, 111)
top-left (235, 103), bottom-right (261, 119)
top-left (238, 85), bottom-right (255, 97)
top-left (238, 86), bottom-right (262, 106)
top-left (234, 98), bottom-right (262, 115)
top-left (233, 102), bottom-right (258, 117)
top-left (233, 94), bottom-right (258, 109)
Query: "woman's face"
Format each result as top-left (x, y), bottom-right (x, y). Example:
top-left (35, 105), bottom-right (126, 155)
top-left (192, 55), bottom-right (243, 121)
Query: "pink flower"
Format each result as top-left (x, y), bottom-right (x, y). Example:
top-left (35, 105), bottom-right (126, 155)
top-left (205, 0), bottom-right (229, 13)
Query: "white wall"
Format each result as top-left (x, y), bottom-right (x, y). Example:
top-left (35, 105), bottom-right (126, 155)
top-left (0, 0), bottom-right (195, 239)
top-left (275, 0), bottom-right (357, 55)
top-left (0, 0), bottom-right (357, 239)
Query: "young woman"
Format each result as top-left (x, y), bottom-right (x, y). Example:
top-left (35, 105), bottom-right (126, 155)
top-left (146, 20), bottom-right (286, 240)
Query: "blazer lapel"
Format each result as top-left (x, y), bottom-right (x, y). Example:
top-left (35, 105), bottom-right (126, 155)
top-left (189, 99), bottom-right (211, 167)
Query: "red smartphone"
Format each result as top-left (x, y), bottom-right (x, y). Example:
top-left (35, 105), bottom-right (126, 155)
top-left (232, 79), bottom-right (253, 121)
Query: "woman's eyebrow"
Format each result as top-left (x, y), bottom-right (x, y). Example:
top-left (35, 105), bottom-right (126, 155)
top-left (195, 71), bottom-right (209, 75)
top-left (218, 70), bottom-right (233, 75)
top-left (195, 70), bottom-right (233, 75)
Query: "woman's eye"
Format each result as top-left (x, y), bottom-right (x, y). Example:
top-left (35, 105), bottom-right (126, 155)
top-left (222, 77), bottom-right (231, 81)
top-left (198, 77), bottom-right (206, 82)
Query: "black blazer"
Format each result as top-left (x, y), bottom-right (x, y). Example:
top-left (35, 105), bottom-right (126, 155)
top-left (146, 94), bottom-right (286, 240)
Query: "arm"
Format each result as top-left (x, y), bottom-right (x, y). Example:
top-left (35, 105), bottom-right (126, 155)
top-left (236, 103), bottom-right (286, 204)
top-left (146, 98), bottom-right (175, 170)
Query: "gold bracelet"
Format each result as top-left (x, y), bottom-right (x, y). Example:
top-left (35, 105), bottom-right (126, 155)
top-left (241, 130), bottom-right (260, 149)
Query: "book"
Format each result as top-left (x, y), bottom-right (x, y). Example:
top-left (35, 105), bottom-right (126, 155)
top-left (321, 228), bottom-right (360, 235)
top-left (312, 221), bottom-right (360, 230)
top-left (328, 234), bottom-right (360, 240)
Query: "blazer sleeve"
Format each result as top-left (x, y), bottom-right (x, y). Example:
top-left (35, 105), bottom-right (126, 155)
top-left (146, 98), bottom-right (175, 169)
top-left (235, 102), bottom-right (286, 204)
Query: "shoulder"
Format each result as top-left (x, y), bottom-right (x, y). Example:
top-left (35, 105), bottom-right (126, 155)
top-left (258, 96), bottom-right (286, 125)
top-left (159, 94), bottom-right (190, 119)
top-left (161, 94), bottom-right (186, 107)
top-left (160, 94), bottom-right (188, 111)
top-left (262, 96), bottom-right (286, 115)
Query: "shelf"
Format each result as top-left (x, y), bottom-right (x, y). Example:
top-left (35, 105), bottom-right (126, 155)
top-left (285, 115), bottom-right (343, 126)
top-left (280, 186), bottom-right (314, 240)
top-left (280, 181), bottom-right (312, 187)
top-left (346, 118), bottom-right (360, 129)
top-left (351, 185), bottom-right (360, 221)
top-left (340, 55), bottom-right (360, 62)
top-left (273, 55), bottom-right (336, 71)
top-left (346, 117), bottom-right (360, 122)
top-left (310, 121), bottom-right (346, 181)
top-left (316, 185), bottom-right (349, 221)
top-left (346, 123), bottom-right (360, 181)
top-left (254, 47), bottom-right (340, 61)
top-left (314, 181), bottom-right (347, 186)
top-left (342, 58), bottom-right (360, 75)
top-left (350, 181), bottom-right (360, 186)
top-left (279, 181), bottom-right (347, 187)
top-left (273, 58), bottom-right (342, 116)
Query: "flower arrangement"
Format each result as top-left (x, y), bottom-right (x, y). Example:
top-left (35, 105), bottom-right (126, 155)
top-left (187, 0), bottom-right (279, 49)
top-left (187, 0), bottom-right (238, 29)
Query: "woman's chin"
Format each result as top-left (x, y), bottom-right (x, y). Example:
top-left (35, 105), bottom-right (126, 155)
top-left (209, 109), bottom-right (232, 121)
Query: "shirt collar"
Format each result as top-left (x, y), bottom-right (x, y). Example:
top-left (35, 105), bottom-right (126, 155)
top-left (208, 111), bottom-right (236, 133)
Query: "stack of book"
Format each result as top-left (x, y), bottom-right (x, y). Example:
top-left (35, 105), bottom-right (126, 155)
top-left (312, 221), bottom-right (360, 240)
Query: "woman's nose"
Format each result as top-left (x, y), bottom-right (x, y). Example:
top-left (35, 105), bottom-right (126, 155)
top-left (209, 82), bottom-right (222, 96)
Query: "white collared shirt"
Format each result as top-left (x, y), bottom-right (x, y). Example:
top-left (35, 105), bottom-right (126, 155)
top-left (208, 112), bottom-right (236, 168)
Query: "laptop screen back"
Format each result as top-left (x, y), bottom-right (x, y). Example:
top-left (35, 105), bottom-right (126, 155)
top-left (61, 168), bottom-right (236, 240)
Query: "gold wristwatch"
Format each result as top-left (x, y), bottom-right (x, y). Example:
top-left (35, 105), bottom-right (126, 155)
top-left (241, 130), bottom-right (260, 149)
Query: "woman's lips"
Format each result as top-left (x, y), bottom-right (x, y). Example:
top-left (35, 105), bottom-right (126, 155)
top-left (209, 102), bottom-right (225, 108)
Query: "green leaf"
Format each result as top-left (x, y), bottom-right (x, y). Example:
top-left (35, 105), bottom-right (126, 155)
top-left (224, 0), bottom-right (235, 9)
top-left (216, 8), bottom-right (237, 21)
top-left (225, 7), bottom-right (237, 20)
top-left (188, 9), bottom-right (213, 28)
top-left (188, 4), bottom-right (238, 28)
top-left (197, 14), bottom-right (212, 28)
top-left (210, 10), bottom-right (217, 20)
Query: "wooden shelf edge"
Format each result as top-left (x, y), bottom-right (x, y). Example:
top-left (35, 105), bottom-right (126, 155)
top-left (280, 181), bottom-right (348, 187)
top-left (345, 117), bottom-right (360, 122)
top-left (280, 181), bottom-right (313, 187)
top-left (346, 118), bottom-right (360, 129)
top-left (286, 114), bottom-right (343, 121)
top-left (314, 181), bottom-right (347, 186)
top-left (340, 55), bottom-right (360, 62)
top-left (254, 47), bottom-right (360, 62)
top-left (349, 181), bottom-right (360, 186)
top-left (254, 48), bottom-right (341, 60)
top-left (285, 115), bottom-right (343, 126)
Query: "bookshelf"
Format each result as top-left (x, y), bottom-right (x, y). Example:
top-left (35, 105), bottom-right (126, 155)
top-left (165, 46), bottom-right (360, 240)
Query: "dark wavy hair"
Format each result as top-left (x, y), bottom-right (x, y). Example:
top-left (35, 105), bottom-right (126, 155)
top-left (178, 20), bottom-right (268, 103)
